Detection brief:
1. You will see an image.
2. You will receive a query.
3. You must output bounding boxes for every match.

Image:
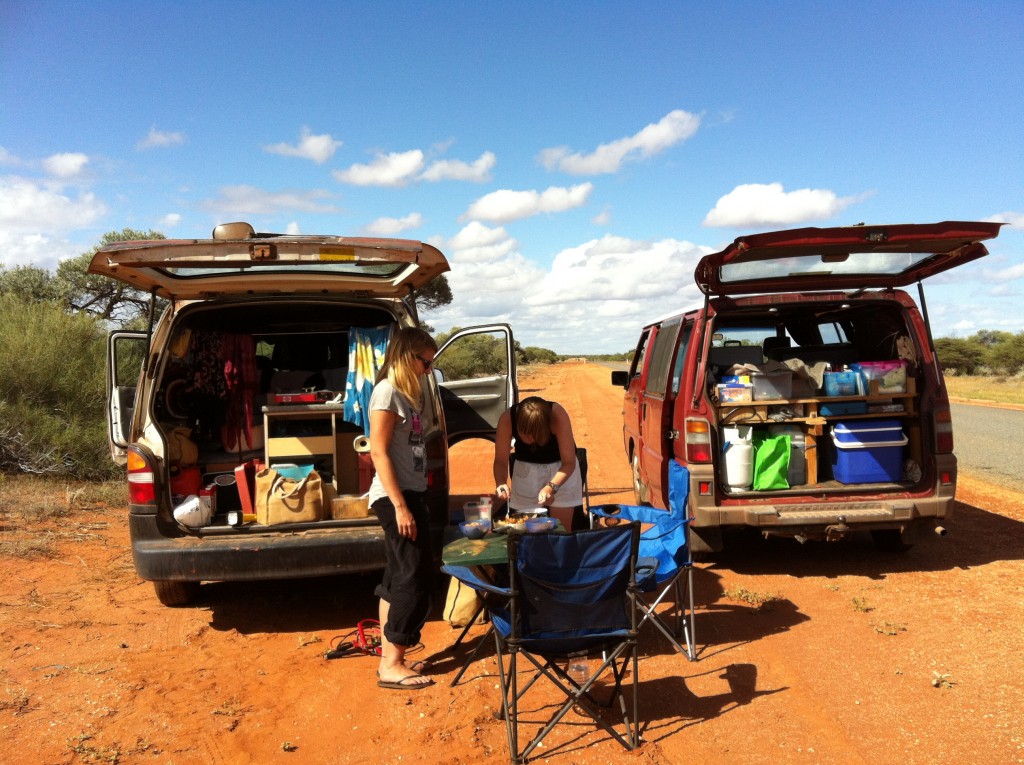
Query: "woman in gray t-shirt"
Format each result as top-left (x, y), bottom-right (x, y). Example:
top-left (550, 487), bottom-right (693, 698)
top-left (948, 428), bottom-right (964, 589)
top-left (369, 327), bottom-right (438, 691)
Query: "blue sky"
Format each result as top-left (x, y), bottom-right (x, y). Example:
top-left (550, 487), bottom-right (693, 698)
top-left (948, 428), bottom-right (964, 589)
top-left (2, 1), bottom-right (1022, 353)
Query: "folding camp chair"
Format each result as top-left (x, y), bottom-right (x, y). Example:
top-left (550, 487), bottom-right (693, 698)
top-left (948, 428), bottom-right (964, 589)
top-left (444, 523), bottom-right (642, 764)
top-left (590, 460), bottom-right (696, 660)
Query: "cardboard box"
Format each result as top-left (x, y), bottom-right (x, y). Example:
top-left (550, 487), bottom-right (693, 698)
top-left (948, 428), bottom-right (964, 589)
top-left (331, 495), bottom-right (370, 519)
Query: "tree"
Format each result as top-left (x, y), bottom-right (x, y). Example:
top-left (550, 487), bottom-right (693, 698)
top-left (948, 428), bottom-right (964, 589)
top-left (0, 264), bottom-right (63, 303)
top-left (414, 274), bottom-right (453, 312)
top-left (934, 337), bottom-right (985, 375)
top-left (55, 228), bottom-right (166, 323)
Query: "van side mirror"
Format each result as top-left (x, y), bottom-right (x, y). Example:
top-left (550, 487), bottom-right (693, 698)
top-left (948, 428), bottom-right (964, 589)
top-left (611, 370), bottom-right (629, 387)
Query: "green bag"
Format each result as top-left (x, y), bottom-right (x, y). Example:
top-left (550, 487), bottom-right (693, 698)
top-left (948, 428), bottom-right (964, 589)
top-left (752, 434), bottom-right (791, 490)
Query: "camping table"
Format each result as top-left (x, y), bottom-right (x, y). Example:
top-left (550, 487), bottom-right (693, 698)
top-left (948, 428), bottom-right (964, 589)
top-left (441, 522), bottom-right (565, 685)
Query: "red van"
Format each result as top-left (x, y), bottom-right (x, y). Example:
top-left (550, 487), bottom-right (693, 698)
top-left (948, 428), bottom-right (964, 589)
top-left (612, 221), bottom-right (1004, 553)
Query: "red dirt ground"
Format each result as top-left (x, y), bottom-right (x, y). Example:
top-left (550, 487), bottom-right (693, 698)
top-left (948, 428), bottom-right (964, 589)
top-left (2, 361), bottom-right (1022, 764)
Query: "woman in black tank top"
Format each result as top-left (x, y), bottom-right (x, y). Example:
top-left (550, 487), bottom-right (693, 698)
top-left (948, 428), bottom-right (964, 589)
top-left (493, 396), bottom-right (583, 531)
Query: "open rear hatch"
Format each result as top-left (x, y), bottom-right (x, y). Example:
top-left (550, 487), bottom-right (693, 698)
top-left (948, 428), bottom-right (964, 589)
top-left (87, 222), bottom-right (449, 301)
top-left (694, 221), bottom-right (1004, 296)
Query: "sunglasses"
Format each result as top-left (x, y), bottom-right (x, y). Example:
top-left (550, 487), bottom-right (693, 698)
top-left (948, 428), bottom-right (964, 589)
top-left (416, 355), bottom-right (433, 369)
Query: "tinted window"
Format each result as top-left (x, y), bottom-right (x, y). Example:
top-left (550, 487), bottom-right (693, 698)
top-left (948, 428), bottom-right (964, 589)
top-left (645, 318), bottom-right (682, 396)
top-left (670, 324), bottom-right (693, 395)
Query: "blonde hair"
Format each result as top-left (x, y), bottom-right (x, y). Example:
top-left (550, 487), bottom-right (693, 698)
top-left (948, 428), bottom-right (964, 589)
top-left (516, 397), bottom-right (552, 445)
top-left (377, 327), bottom-right (438, 411)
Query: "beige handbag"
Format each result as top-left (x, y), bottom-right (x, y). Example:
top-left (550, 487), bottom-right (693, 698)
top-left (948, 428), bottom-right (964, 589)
top-left (255, 468), bottom-right (324, 525)
top-left (444, 577), bottom-right (485, 628)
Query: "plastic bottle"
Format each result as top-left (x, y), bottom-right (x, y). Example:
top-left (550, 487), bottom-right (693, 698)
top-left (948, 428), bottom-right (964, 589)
top-left (567, 653), bottom-right (588, 688)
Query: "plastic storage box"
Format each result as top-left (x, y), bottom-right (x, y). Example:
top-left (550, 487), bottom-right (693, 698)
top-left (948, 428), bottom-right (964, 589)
top-left (852, 361), bottom-right (907, 394)
top-left (717, 384), bottom-right (753, 403)
top-left (823, 370), bottom-right (863, 397)
top-left (830, 419), bottom-right (907, 483)
top-left (751, 370), bottom-right (793, 401)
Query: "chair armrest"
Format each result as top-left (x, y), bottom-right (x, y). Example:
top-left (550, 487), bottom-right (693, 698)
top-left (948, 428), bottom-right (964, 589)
top-left (636, 555), bottom-right (660, 586)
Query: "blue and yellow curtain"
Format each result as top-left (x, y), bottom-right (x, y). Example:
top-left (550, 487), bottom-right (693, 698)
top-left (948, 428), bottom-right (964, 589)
top-left (344, 326), bottom-right (392, 434)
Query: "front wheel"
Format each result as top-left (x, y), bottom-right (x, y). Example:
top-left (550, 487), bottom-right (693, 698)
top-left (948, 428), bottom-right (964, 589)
top-left (152, 580), bottom-right (200, 606)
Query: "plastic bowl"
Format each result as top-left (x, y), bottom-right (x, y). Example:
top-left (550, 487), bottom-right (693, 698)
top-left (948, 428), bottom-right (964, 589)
top-left (525, 517), bottom-right (557, 534)
top-left (459, 520), bottom-right (491, 539)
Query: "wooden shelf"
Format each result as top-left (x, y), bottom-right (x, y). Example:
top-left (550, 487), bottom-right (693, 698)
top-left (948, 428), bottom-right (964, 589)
top-left (715, 377), bottom-right (919, 486)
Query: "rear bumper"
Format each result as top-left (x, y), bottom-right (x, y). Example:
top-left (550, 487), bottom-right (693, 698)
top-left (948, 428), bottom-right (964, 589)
top-left (688, 456), bottom-right (955, 539)
top-left (128, 512), bottom-right (444, 583)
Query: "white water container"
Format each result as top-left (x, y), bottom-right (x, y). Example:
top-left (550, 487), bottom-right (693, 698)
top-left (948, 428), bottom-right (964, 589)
top-left (722, 426), bottom-right (754, 490)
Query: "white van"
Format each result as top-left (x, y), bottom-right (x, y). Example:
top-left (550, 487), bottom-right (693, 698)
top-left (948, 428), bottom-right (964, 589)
top-left (91, 222), bottom-right (516, 605)
top-left (613, 221), bottom-right (1004, 554)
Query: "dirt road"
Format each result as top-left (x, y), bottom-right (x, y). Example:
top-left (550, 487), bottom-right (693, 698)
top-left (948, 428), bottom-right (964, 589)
top-left (2, 361), bottom-right (1022, 764)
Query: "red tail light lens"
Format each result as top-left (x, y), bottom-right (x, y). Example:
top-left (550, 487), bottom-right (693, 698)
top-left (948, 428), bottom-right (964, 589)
top-left (934, 408), bottom-right (954, 453)
top-left (127, 447), bottom-right (157, 505)
top-left (685, 418), bottom-right (713, 463)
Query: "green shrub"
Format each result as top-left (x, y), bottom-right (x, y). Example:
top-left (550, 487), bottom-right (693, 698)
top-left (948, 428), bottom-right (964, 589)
top-left (0, 296), bottom-right (120, 479)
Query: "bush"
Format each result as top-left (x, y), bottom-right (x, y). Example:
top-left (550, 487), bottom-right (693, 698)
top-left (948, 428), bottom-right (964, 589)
top-left (0, 296), bottom-right (120, 479)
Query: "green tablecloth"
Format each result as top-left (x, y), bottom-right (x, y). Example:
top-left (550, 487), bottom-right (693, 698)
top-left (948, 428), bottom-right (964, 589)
top-left (441, 523), bottom-right (565, 568)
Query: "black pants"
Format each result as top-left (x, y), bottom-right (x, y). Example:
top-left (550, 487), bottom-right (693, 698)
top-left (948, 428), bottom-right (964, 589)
top-left (373, 490), bottom-right (434, 647)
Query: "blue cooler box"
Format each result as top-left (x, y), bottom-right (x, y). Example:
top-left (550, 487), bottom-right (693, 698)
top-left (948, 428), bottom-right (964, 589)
top-left (830, 419), bottom-right (907, 483)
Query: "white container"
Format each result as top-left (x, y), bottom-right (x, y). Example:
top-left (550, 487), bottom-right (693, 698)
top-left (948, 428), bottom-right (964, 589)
top-left (769, 424), bottom-right (806, 486)
top-left (722, 426), bottom-right (754, 490)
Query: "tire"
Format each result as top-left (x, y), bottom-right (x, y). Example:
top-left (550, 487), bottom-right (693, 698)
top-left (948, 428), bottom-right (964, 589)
top-left (871, 529), bottom-right (913, 553)
top-left (152, 580), bottom-right (200, 606)
top-left (631, 452), bottom-right (649, 505)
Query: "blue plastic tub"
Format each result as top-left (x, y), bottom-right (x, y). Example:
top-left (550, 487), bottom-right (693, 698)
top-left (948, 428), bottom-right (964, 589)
top-left (823, 371), bottom-right (862, 397)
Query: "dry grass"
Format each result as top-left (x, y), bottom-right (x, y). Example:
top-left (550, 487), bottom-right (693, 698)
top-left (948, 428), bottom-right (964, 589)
top-left (945, 375), bottom-right (1024, 406)
top-left (0, 475), bottom-right (125, 559)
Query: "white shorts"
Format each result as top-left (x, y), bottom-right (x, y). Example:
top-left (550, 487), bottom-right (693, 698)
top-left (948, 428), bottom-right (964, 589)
top-left (509, 458), bottom-right (584, 512)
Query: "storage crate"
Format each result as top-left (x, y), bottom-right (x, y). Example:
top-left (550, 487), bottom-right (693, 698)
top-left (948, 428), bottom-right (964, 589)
top-left (823, 370), bottom-right (862, 397)
top-left (751, 370), bottom-right (793, 401)
top-left (830, 420), bottom-right (907, 483)
top-left (851, 361), bottom-right (907, 394)
top-left (717, 384), bottom-right (753, 403)
top-left (820, 401), bottom-right (868, 416)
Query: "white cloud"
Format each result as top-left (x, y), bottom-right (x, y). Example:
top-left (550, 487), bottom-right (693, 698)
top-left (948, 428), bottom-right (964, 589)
top-left (0, 147), bottom-right (21, 166)
top-left (0, 175), bottom-right (106, 234)
top-left (333, 150), bottom-right (424, 187)
top-left (362, 212), bottom-right (424, 236)
top-left (445, 222), bottom-right (517, 263)
top-left (285, 221), bottom-right (301, 235)
top-left (462, 183), bottom-right (593, 224)
top-left (43, 152), bottom-right (89, 178)
top-left (0, 230), bottom-right (87, 269)
top-left (158, 213), bottom-right (182, 229)
top-left (591, 206), bottom-right (611, 226)
top-left (424, 233), bottom-right (711, 353)
top-left (985, 211), bottom-right (1024, 230)
top-left (702, 183), bottom-right (865, 228)
top-left (538, 109), bottom-right (700, 175)
top-left (136, 127), bottom-right (186, 150)
top-left (199, 185), bottom-right (339, 215)
top-left (420, 151), bottom-right (496, 182)
top-left (264, 127), bottom-right (342, 165)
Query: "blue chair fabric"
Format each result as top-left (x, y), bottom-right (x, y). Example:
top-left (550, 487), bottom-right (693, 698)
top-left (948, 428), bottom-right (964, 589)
top-left (444, 522), bottom-right (641, 764)
top-left (589, 460), bottom-right (697, 660)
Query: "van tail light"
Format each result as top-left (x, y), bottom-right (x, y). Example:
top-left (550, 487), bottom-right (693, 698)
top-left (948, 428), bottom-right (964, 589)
top-left (934, 408), bottom-right (954, 454)
top-left (685, 418), bottom-right (713, 463)
top-left (127, 447), bottom-right (158, 505)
